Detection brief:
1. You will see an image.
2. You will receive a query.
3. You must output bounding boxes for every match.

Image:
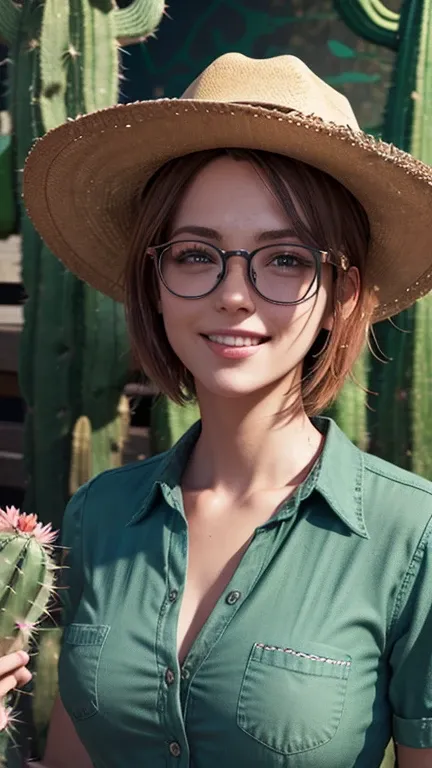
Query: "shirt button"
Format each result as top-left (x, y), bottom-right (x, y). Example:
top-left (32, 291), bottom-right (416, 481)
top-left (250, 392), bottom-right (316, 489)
top-left (169, 589), bottom-right (178, 603)
top-left (226, 589), bottom-right (241, 605)
top-left (181, 667), bottom-right (190, 680)
top-left (169, 741), bottom-right (181, 757)
top-left (165, 668), bottom-right (175, 686)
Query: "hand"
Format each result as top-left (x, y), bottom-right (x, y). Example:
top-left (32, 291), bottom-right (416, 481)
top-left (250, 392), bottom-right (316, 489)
top-left (0, 650), bottom-right (32, 729)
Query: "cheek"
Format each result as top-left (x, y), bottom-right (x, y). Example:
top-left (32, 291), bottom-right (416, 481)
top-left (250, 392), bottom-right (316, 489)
top-left (274, 290), bottom-right (331, 346)
top-left (159, 293), bottom-right (198, 356)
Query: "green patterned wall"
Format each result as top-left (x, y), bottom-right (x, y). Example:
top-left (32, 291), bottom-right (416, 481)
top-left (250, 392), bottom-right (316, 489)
top-left (122, 0), bottom-right (401, 134)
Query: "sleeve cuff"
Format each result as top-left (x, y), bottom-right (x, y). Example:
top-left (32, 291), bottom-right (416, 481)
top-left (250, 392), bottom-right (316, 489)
top-left (393, 714), bottom-right (432, 748)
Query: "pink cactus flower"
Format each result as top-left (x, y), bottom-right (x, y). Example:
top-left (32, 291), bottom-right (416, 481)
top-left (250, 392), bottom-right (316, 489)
top-left (0, 506), bottom-right (58, 546)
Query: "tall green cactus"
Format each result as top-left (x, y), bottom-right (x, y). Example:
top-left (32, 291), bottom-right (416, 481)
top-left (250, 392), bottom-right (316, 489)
top-left (0, 0), bottom-right (165, 530)
top-left (335, 0), bottom-right (432, 478)
top-left (150, 396), bottom-right (200, 455)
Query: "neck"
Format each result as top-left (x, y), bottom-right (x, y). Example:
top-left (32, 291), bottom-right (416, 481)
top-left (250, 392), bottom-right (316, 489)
top-left (183, 374), bottom-right (324, 497)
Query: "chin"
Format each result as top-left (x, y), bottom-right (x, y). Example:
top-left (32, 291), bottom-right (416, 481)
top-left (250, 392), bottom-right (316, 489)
top-left (194, 369), bottom-right (281, 400)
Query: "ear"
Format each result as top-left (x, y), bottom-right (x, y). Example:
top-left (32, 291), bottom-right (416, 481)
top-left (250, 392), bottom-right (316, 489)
top-left (322, 266), bottom-right (360, 331)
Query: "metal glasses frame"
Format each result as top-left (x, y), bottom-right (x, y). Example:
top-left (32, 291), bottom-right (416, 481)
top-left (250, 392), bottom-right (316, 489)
top-left (149, 240), bottom-right (350, 306)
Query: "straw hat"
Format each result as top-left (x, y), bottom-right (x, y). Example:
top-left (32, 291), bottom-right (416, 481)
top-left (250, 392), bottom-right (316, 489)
top-left (23, 52), bottom-right (432, 321)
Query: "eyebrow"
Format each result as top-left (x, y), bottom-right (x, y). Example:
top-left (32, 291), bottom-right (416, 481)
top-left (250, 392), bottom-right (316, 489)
top-left (170, 225), bottom-right (299, 242)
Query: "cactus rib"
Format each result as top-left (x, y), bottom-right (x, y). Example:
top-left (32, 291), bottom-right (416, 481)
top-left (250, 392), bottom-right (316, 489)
top-left (0, 0), bottom-right (20, 46)
top-left (40, 0), bottom-right (69, 131)
top-left (114, 0), bottom-right (165, 44)
top-left (82, 0), bottom-right (118, 113)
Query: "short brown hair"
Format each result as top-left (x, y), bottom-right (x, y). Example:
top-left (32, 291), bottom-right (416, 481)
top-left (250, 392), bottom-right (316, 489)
top-left (124, 149), bottom-right (378, 416)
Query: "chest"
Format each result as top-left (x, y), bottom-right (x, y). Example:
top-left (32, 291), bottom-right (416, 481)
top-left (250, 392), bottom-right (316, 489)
top-left (177, 488), bottom-right (294, 663)
top-left (58, 511), bottom-right (393, 768)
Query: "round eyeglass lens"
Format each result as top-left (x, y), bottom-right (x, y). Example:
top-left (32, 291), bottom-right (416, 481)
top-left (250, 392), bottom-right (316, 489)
top-left (159, 241), bottom-right (320, 303)
top-left (250, 244), bottom-right (319, 303)
top-left (160, 241), bottom-right (224, 297)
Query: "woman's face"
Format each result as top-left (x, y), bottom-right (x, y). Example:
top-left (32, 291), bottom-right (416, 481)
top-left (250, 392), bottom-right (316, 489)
top-left (158, 155), bottom-right (336, 401)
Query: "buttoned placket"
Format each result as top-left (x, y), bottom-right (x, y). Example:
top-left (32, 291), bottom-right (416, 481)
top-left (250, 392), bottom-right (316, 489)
top-left (154, 480), bottom-right (309, 768)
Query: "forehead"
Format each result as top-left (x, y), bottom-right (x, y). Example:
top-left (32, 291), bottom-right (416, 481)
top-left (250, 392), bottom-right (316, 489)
top-left (170, 155), bottom-right (297, 231)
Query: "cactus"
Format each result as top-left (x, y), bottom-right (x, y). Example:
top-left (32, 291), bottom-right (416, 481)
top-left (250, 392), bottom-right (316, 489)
top-left (0, 0), bottom-right (165, 532)
top-left (31, 627), bottom-right (62, 758)
top-left (0, 507), bottom-right (57, 764)
top-left (327, 352), bottom-right (369, 450)
top-left (0, 134), bottom-right (16, 239)
top-left (69, 394), bottom-right (131, 492)
top-left (334, 0), bottom-right (400, 48)
top-left (150, 396), bottom-right (200, 455)
top-left (335, 0), bottom-right (432, 478)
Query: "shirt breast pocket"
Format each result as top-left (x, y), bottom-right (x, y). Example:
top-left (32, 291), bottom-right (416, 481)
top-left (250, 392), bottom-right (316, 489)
top-left (237, 641), bottom-right (351, 756)
top-left (58, 623), bottom-right (110, 721)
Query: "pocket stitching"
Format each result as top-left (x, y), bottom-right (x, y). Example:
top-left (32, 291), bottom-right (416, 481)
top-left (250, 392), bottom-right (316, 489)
top-left (61, 623), bottom-right (110, 721)
top-left (237, 641), bottom-right (351, 755)
top-left (255, 643), bottom-right (351, 670)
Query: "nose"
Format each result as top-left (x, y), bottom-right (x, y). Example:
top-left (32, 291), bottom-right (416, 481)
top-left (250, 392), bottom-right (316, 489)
top-left (213, 256), bottom-right (256, 314)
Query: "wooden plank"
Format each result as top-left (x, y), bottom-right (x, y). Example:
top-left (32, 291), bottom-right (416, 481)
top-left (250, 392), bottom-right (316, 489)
top-left (0, 306), bottom-right (22, 324)
top-left (0, 421), bottom-right (151, 488)
top-left (0, 421), bottom-right (150, 457)
top-left (0, 323), bottom-right (20, 372)
top-left (0, 371), bottom-right (20, 397)
top-left (0, 421), bottom-right (22, 452)
top-left (0, 451), bottom-right (25, 488)
top-left (0, 235), bottom-right (21, 283)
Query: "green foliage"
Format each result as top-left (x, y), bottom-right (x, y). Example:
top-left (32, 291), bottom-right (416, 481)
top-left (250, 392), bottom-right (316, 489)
top-left (328, 39), bottom-right (357, 58)
top-left (326, 71), bottom-right (380, 84)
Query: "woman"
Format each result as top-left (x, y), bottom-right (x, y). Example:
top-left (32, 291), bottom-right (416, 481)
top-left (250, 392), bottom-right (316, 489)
top-left (2, 53), bottom-right (432, 768)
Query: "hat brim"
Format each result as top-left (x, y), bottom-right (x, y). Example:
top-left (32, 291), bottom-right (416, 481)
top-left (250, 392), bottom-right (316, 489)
top-left (23, 99), bottom-right (432, 321)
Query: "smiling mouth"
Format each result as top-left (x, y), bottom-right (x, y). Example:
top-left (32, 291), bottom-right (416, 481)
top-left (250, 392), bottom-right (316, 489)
top-left (202, 334), bottom-right (270, 347)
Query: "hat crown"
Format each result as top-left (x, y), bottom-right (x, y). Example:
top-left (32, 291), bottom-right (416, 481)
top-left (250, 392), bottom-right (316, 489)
top-left (181, 52), bottom-right (360, 130)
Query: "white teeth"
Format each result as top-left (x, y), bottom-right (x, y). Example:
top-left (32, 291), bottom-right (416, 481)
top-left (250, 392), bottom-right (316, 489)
top-left (207, 335), bottom-right (262, 347)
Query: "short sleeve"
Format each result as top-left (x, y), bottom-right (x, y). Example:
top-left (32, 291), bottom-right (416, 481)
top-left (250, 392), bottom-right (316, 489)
top-left (389, 517), bottom-right (432, 748)
top-left (58, 483), bottom-right (88, 627)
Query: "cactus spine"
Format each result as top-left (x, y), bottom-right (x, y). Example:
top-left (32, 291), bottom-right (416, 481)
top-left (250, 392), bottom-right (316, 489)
top-left (0, 0), bottom-right (165, 530)
top-left (335, 0), bottom-right (432, 478)
top-left (0, 508), bottom-right (57, 764)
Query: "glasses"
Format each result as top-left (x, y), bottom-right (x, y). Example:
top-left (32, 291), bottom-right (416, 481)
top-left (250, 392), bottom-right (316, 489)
top-left (149, 240), bottom-right (349, 306)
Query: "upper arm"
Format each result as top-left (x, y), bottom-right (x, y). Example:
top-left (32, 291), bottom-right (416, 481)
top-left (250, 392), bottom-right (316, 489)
top-left (389, 518), bottom-right (432, 750)
top-left (40, 488), bottom-right (93, 767)
top-left (42, 695), bottom-right (93, 768)
top-left (59, 484), bottom-right (89, 627)
top-left (397, 745), bottom-right (432, 768)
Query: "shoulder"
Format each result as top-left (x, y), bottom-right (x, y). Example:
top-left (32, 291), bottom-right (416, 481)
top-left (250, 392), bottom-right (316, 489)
top-left (360, 448), bottom-right (432, 542)
top-left (63, 451), bottom-right (170, 532)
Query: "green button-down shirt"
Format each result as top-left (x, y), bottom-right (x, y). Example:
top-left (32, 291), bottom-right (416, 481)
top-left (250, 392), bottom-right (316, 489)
top-left (59, 417), bottom-right (432, 768)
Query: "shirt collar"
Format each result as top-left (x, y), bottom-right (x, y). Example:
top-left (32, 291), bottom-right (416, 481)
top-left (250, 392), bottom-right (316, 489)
top-left (128, 416), bottom-right (369, 539)
top-left (313, 417), bottom-right (369, 539)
